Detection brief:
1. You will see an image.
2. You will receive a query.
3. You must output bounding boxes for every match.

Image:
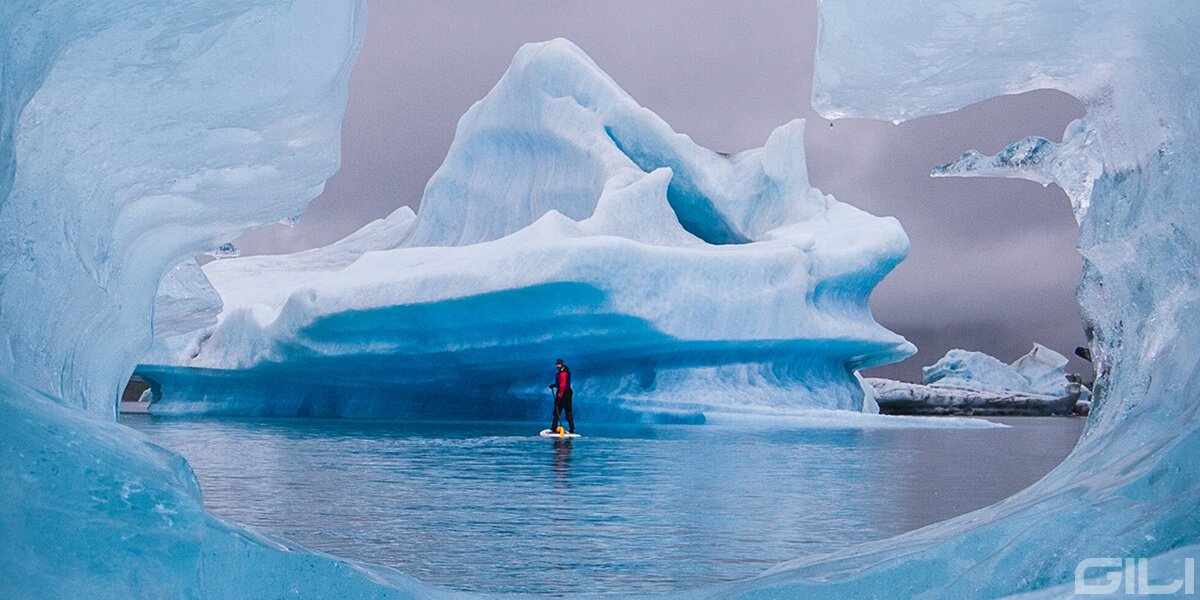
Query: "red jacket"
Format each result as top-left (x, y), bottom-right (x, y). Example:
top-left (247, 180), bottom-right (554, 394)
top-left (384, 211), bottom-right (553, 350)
top-left (554, 368), bottom-right (571, 399)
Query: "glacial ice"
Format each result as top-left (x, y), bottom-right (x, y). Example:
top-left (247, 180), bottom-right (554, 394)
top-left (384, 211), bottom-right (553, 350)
top-left (866, 377), bottom-right (1078, 417)
top-left (866, 345), bottom-right (1079, 417)
top-left (0, 0), bottom-right (366, 415)
top-left (175, 203), bottom-right (418, 360)
top-left (5, 0), bottom-right (1195, 596)
top-left (139, 39), bottom-right (915, 421)
top-left (144, 259), bottom-right (224, 365)
top-left (144, 202), bottom-right (417, 367)
top-left (0, 1), bottom-right (455, 598)
top-left (931, 122), bottom-right (1102, 221)
top-left (923, 344), bottom-right (1071, 398)
top-left (0, 375), bottom-right (444, 599)
top-left (922, 348), bottom-right (1043, 395)
top-left (1009, 343), bottom-right (1073, 397)
top-left (713, 0), bottom-right (1200, 597)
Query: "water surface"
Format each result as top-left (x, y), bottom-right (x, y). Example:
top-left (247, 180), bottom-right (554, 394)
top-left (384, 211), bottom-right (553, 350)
top-left (124, 416), bottom-right (1083, 595)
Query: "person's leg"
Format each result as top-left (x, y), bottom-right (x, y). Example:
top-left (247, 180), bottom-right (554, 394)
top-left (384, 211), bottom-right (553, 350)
top-left (564, 389), bottom-right (575, 433)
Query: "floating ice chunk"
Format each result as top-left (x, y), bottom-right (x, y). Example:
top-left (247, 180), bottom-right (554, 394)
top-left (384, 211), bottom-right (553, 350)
top-left (142, 40), bottom-right (914, 419)
top-left (921, 344), bottom-right (1070, 398)
top-left (874, 344), bottom-right (1078, 416)
top-left (867, 378), bottom-right (1079, 417)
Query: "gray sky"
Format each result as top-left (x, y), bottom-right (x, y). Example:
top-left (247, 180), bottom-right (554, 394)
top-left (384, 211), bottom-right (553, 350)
top-left (236, 0), bottom-right (1088, 381)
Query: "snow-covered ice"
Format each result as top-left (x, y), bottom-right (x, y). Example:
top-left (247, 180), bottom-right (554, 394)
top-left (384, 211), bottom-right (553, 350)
top-left (144, 259), bottom-right (224, 365)
top-left (140, 39), bottom-right (915, 420)
top-left (867, 345), bottom-right (1081, 416)
top-left (1009, 343), bottom-right (1073, 397)
top-left (922, 344), bottom-right (1072, 398)
top-left (922, 348), bottom-right (1044, 395)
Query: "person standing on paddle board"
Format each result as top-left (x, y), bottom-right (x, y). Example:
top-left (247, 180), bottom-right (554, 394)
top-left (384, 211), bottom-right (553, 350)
top-left (548, 358), bottom-right (575, 434)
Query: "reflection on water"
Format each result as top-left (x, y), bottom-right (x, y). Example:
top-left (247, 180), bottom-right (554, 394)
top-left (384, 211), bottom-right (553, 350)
top-left (124, 416), bottom-right (1082, 595)
top-left (552, 438), bottom-right (573, 483)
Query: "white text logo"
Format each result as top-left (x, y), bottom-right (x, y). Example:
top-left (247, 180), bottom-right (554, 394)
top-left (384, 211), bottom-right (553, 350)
top-left (1075, 557), bottom-right (1195, 595)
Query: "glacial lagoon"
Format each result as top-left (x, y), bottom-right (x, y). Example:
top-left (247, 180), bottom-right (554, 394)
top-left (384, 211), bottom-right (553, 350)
top-left (126, 415), bottom-right (1082, 595)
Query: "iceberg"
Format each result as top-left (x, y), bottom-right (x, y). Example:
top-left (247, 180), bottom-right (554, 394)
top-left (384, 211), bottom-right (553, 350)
top-left (711, 1), bottom-right (1200, 597)
top-left (143, 203), bottom-right (418, 367)
top-left (922, 344), bottom-right (1072, 397)
top-left (138, 39), bottom-right (915, 421)
top-left (866, 344), bottom-right (1083, 417)
top-left (149, 203), bottom-right (419, 370)
top-left (922, 348), bottom-right (1044, 395)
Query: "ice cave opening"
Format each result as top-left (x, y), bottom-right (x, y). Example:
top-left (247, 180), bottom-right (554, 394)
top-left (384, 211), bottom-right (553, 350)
top-left (118, 75), bottom-right (1097, 595)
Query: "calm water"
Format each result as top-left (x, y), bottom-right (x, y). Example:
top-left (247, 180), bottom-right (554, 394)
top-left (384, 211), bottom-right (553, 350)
top-left (124, 416), bottom-right (1083, 595)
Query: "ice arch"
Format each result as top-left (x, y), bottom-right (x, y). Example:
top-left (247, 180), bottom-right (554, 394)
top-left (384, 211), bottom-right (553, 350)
top-left (696, 2), bottom-right (1200, 597)
top-left (0, 1), bottom-right (365, 415)
top-left (0, 2), bottom-right (455, 597)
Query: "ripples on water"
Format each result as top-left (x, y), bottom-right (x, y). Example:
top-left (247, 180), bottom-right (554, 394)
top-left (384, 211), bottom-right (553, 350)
top-left (124, 416), bottom-right (1083, 595)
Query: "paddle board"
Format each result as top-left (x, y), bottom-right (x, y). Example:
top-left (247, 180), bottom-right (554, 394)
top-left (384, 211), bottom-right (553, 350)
top-left (539, 429), bottom-right (581, 439)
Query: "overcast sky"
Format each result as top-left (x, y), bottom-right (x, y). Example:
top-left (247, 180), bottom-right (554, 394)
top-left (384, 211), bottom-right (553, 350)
top-left (236, 0), bottom-right (1088, 381)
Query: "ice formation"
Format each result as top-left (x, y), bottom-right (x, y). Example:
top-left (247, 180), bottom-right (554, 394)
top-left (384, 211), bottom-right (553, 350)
top-left (146, 203), bottom-right (419, 370)
top-left (931, 124), bottom-right (1102, 221)
top-left (866, 377), bottom-right (1078, 417)
top-left (922, 344), bottom-right (1071, 397)
top-left (139, 39), bottom-right (914, 420)
top-left (865, 345), bottom-right (1080, 417)
top-left (143, 259), bottom-right (224, 365)
top-left (0, 0), bottom-right (365, 414)
top-left (1009, 343), bottom-right (1073, 397)
top-left (6, 0), bottom-right (1194, 596)
top-left (711, 1), bottom-right (1200, 597)
top-left (0, 1), bottom-right (455, 597)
